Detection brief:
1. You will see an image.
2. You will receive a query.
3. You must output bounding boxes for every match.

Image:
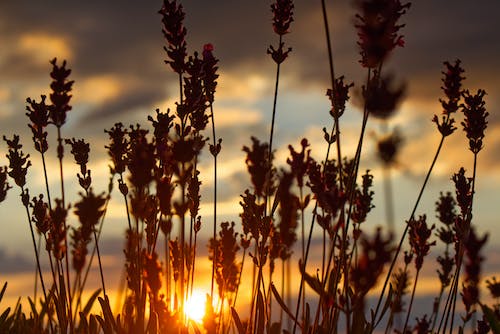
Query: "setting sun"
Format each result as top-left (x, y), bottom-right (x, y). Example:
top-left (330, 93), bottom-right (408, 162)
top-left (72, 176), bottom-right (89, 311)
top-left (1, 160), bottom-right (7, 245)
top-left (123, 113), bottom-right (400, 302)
top-left (184, 290), bottom-right (207, 324)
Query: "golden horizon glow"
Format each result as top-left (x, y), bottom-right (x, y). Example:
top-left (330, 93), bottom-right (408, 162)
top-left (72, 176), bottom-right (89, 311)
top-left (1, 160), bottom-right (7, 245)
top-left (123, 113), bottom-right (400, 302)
top-left (184, 289), bottom-right (208, 324)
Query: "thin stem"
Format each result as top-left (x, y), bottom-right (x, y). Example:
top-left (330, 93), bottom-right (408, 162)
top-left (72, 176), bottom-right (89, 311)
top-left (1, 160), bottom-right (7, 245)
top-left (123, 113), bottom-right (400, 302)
top-left (21, 187), bottom-right (53, 333)
top-left (232, 247), bottom-right (247, 309)
top-left (267, 35), bottom-right (283, 190)
top-left (209, 102), bottom-right (218, 301)
top-left (370, 134), bottom-right (447, 332)
top-left (119, 174), bottom-right (133, 231)
top-left (36, 152), bottom-right (52, 302)
top-left (448, 152), bottom-right (478, 333)
top-left (402, 268), bottom-right (420, 332)
top-left (92, 229), bottom-right (106, 296)
top-left (291, 0), bottom-right (343, 320)
top-left (55, 126), bottom-right (73, 330)
top-left (292, 123), bottom-right (337, 334)
top-left (265, 34), bottom-right (283, 218)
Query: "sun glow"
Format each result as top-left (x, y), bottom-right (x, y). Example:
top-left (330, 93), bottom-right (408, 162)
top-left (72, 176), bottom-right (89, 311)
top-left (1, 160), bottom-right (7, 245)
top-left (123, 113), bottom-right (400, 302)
top-left (184, 290), bottom-right (207, 324)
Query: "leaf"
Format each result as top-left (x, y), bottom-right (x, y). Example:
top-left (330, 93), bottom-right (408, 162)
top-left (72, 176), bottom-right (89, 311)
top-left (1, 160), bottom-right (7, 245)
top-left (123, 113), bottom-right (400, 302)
top-left (98, 296), bottom-right (116, 333)
top-left (95, 315), bottom-right (110, 334)
top-left (89, 314), bottom-right (99, 334)
top-left (79, 312), bottom-right (89, 333)
top-left (82, 289), bottom-right (102, 317)
top-left (480, 303), bottom-right (500, 334)
top-left (231, 307), bottom-right (245, 334)
top-left (27, 297), bottom-right (38, 318)
top-left (0, 307), bottom-right (11, 325)
top-left (0, 282), bottom-right (7, 303)
top-left (270, 283), bottom-right (301, 330)
top-left (303, 271), bottom-right (323, 296)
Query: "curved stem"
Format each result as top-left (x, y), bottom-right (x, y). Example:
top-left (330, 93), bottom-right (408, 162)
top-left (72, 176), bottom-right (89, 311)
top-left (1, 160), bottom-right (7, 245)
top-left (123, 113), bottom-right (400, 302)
top-left (370, 134), bottom-right (446, 332)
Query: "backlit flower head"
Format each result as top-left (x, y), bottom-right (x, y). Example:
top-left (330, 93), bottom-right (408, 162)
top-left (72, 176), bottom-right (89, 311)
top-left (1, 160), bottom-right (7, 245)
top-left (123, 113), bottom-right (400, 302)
top-left (243, 137), bottom-right (275, 198)
top-left (408, 214), bottom-right (435, 270)
top-left (105, 122), bottom-right (129, 175)
top-left (48, 58), bottom-right (73, 128)
top-left (159, 0), bottom-right (187, 74)
top-left (271, 0), bottom-right (294, 36)
top-left (461, 89), bottom-right (488, 154)
top-left (31, 194), bottom-right (51, 234)
top-left (433, 60), bottom-right (465, 136)
top-left (0, 166), bottom-right (11, 203)
top-left (355, 0), bottom-right (411, 68)
top-left (327, 76), bottom-right (354, 118)
top-left (202, 43), bottom-right (219, 104)
top-left (26, 95), bottom-right (49, 154)
top-left (4, 135), bottom-right (31, 188)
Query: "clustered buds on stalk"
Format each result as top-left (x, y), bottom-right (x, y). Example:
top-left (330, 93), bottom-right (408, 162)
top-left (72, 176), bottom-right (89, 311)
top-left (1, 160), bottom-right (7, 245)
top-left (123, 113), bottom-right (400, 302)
top-left (71, 190), bottom-right (106, 272)
top-left (327, 76), bottom-right (354, 118)
top-left (354, 0), bottom-right (411, 68)
top-left (66, 138), bottom-right (91, 191)
top-left (461, 228), bottom-right (488, 316)
top-left (271, 0), bottom-right (294, 36)
top-left (433, 60), bottom-right (465, 136)
top-left (350, 170), bottom-right (375, 224)
top-left (26, 95), bottom-right (50, 154)
top-left (452, 167), bottom-right (473, 241)
top-left (159, 0), bottom-right (187, 74)
top-left (209, 221), bottom-right (241, 298)
top-left (47, 198), bottom-right (68, 261)
top-left (267, 0), bottom-right (294, 64)
top-left (408, 215), bottom-right (435, 270)
top-left (31, 194), bottom-right (51, 234)
top-left (3, 135), bottom-right (31, 188)
top-left (243, 137), bottom-right (275, 199)
top-left (105, 122), bottom-right (129, 176)
top-left (461, 89), bottom-right (488, 154)
top-left (202, 43), bottom-right (219, 104)
top-left (275, 172), bottom-right (299, 261)
top-left (0, 167), bottom-right (11, 203)
top-left (49, 58), bottom-right (73, 128)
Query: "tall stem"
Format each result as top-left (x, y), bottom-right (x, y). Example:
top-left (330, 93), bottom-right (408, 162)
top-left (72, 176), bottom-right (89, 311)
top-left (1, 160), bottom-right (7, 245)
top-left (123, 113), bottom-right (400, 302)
top-left (22, 187), bottom-right (53, 333)
top-left (210, 103), bottom-right (218, 301)
top-left (370, 134), bottom-right (446, 332)
top-left (402, 268), bottom-right (420, 332)
top-left (56, 126), bottom-right (73, 330)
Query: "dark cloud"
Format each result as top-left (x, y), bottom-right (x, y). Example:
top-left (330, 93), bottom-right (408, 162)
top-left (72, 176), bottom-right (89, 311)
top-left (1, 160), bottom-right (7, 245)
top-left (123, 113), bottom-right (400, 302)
top-left (2, 1), bottom-right (498, 127)
top-left (80, 83), bottom-right (167, 123)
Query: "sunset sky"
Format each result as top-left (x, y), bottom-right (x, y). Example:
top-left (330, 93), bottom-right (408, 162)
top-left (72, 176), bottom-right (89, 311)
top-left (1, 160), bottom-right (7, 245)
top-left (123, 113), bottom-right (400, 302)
top-left (0, 0), bottom-right (499, 316)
